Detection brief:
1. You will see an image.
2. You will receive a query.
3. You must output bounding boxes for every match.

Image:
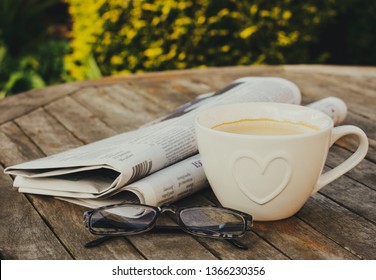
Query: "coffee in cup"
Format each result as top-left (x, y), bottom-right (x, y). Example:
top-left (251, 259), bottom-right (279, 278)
top-left (212, 118), bottom-right (319, 136)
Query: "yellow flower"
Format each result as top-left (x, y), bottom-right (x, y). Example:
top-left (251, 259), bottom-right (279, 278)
top-left (177, 62), bottom-right (187, 69)
top-left (218, 8), bottom-right (229, 17)
top-left (151, 17), bottom-right (160, 26)
top-left (175, 17), bottom-right (192, 26)
top-left (197, 16), bottom-right (206, 25)
top-left (250, 4), bottom-right (258, 15)
top-left (144, 48), bottom-right (163, 58)
top-left (178, 52), bottom-right (186, 60)
top-left (282, 10), bottom-right (292, 20)
top-left (142, 3), bottom-right (156, 11)
top-left (260, 10), bottom-right (270, 17)
top-left (221, 45), bottom-right (230, 52)
top-left (110, 55), bottom-right (123, 65)
top-left (277, 31), bottom-right (299, 46)
top-left (128, 55), bottom-right (138, 68)
top-left (239, 26), bottom-right (258, 39)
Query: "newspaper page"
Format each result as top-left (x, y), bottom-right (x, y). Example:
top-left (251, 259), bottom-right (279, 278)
top-left (62, 154), bottom-right (208, 208)
top-left (5, 77), bottom-right (302, 201)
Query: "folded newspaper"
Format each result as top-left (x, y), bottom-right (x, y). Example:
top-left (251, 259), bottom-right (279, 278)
top-left (4, 77), bottom-right (347, 208)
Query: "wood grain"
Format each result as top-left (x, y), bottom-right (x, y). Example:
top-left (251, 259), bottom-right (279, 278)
top-left (0, 167), bottom-right (72, 259)
top-left (298, 193), bottom-right (376, 259)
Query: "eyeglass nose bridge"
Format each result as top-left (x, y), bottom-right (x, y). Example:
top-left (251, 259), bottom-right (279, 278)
top-left (158, 205), bottom-right (177, 214)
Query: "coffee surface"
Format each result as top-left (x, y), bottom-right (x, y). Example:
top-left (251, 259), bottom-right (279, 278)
top-left (212, 118), bottom-right (319, 136)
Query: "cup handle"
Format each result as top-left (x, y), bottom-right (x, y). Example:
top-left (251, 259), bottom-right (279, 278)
top-left (313, 125), bottom-right (369, 194)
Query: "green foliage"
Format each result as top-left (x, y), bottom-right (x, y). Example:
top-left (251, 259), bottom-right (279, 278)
top-left (309, 0), bottom-right (376, 65)
top-left (1, 0), bottom-right (374, 97)
top-left (0, 53), bottom-right (44, 97)
top-left (0, 0), bottom-right (59, 56)
top-left (0, 0), bottom-right (69, 97)
top-left (66, 0), bottom-right (342, 80)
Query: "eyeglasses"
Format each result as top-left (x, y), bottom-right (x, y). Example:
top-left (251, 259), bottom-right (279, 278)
top-left (83, 203), bottom-right (253, 249)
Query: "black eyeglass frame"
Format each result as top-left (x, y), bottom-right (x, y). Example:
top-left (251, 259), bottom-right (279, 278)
top-left (84, 203), bottom-right (253, 240)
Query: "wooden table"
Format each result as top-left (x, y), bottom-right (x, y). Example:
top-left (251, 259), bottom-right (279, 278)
top-left (0, 65), bottom-right (375, 260)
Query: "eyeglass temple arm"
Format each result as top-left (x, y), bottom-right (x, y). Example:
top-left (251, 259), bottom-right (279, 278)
top-left (84, 226), bottom-right (184, 247)
top-left (85, 235), bottom-right (115, 248)
top-left (85, 225), bottom-right (248, 250)
top-left (88, 220), bottom-right (248, 231)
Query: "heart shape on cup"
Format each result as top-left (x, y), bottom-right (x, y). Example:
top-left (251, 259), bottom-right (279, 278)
top-left (231, 152), bottom-right (292, 205)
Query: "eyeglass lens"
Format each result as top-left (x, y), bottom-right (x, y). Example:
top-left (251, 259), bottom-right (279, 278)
top-left (90, 205), bottom-right (157, 234)
top-left (179, 207), bottom-right (245, 237)
top-left (89, 205), bottom-right (246, 238)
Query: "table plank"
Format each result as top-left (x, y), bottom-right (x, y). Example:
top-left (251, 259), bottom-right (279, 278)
top-left (253, 217), bottom-right (359, 260)
top-left (15, 108), bottom-right (82, 156)
top-left (0, 83), bottom-right (82, 125)
top-left (89, 84), bottom-right (174, 130)
top-left (320, 174), bottom-right (376, 223)
top-left (0, 167), bottom-right (72, 260)
top-left (72, 86), bottom-right (159, 133)
top-left (326, 146), bottom-right (376, 191)
top-left (298, 193), bottom-right (376, 260)
top-left (1, 113), bottom-right (147, 259)
top-left (126, 233), bottom-right (218, 260)
top-left (204, 191), bottom-right (360, 260)
top-left (0, 122), bottom-right (45, 167)
top-left (45, 96), bottom-right (117, 143)
top-left (28, 196), bottom-right (145, 260)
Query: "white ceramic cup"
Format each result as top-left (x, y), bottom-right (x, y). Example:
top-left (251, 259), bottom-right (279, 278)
top-left (195, 102), bottom-right (369, 221)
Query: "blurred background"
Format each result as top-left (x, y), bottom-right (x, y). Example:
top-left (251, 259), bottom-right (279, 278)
top-left (0, 0), bottom-right (375, 98)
